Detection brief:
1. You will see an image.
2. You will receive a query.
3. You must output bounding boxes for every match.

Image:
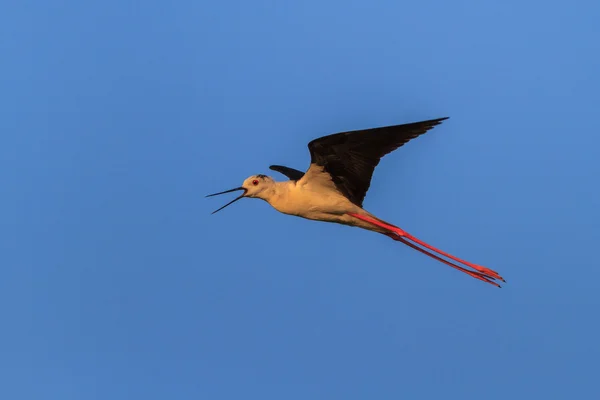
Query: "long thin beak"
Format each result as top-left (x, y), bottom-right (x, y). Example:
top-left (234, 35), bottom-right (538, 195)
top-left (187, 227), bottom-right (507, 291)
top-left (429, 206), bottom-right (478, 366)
top-left (206, 187), bottom-right (247, 214)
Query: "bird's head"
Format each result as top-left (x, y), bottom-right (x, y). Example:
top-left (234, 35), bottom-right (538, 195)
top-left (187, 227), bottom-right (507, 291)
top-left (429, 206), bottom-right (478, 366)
top-left (206, 174), bottom-right (276, 214)
top-left (242, 174), bottom-right (276, 198)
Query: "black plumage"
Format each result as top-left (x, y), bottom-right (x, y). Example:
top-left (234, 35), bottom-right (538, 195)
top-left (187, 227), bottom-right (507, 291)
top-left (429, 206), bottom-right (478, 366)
top-left (271, 117), bottom-right (449, 207)
top-left (269, 165), bottom-right (305, 181)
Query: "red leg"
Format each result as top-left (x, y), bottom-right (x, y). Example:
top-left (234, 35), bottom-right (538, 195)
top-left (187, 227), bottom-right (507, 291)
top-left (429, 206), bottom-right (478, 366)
top-left (385, 233), bottom-right (500, 287)
top-left (401, 233), bottom-right (503, 281)
top-left (348, 213), bottom-right (504, 286)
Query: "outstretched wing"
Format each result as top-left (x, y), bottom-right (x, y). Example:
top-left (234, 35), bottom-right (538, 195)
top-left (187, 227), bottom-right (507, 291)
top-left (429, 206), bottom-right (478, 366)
top-left (304, 117), bottom-right (448, 207)
top-left (269, 165), bottom-right (305, 181)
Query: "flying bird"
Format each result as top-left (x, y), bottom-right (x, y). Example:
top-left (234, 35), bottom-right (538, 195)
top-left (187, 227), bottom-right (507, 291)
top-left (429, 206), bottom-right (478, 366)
top-left (207, 117), bottom-right (504, 287)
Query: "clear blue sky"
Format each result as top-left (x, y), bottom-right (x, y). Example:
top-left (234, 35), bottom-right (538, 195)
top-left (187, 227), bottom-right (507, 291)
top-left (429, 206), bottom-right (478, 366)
top-left (2, 0), bottom-right (599, 399)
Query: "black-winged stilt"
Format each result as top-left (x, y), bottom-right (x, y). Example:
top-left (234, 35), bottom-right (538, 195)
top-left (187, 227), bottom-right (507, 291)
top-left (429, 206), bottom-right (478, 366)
top-left (207, 117), bottom-right (504, 287)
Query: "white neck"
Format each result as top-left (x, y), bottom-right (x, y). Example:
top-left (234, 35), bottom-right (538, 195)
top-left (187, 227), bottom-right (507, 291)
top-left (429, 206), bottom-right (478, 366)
top-left (258, 181), bottom-right (294, 203)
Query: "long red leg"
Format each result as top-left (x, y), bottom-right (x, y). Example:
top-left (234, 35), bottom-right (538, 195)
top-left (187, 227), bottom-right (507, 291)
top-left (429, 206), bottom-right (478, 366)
top-left (385, 233), bottom-right (500, 287)
top-left (348, 213), bottom-right (504, 286)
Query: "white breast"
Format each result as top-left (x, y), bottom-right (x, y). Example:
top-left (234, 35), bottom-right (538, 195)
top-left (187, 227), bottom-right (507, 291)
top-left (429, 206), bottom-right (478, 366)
top-left (268, 180), bottom-right (358, 218)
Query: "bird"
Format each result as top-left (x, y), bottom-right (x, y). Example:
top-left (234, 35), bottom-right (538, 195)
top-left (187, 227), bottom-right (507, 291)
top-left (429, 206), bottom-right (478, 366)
top-left (206, 117), bottom-right (505, 287)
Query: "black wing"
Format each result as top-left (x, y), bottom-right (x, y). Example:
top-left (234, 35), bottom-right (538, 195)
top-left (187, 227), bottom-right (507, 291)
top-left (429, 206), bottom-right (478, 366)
top-left (269, 165), bottom-right (305, 181)
top-left (307, 117), bottom-right (449, 207)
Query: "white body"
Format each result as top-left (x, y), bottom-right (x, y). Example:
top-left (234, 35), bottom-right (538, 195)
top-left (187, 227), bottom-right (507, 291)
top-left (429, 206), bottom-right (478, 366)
top-left (243, 168), bottom-right (388, 234)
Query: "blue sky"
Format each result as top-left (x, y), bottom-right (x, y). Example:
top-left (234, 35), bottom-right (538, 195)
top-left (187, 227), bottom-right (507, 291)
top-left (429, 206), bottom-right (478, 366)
top-left (2, 0), bottom-right (600, 399)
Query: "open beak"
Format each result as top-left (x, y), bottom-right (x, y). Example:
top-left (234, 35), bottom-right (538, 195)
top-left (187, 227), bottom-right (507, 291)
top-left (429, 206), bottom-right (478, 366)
top-left (206, 187), bottom-right (247, 214)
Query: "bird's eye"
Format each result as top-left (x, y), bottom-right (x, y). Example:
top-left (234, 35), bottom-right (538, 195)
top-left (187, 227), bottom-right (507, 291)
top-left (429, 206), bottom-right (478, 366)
top-left (252, 179), bottom-right (259, 185)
